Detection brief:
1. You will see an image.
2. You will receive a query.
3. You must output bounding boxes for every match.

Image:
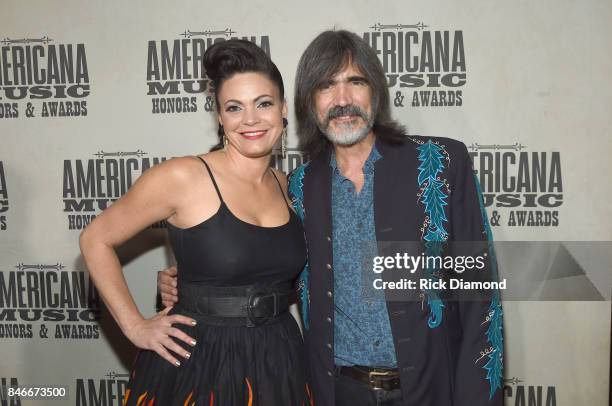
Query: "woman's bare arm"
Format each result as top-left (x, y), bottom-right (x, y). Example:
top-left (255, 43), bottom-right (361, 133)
top-left (79, 158), bottom-right (197, 365)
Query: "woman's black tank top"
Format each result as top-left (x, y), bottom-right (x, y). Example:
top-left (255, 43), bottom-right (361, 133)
top-left (166, 157), bottom-right (307, 287)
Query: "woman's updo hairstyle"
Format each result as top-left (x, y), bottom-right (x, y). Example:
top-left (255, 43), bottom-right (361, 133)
top-left (203, 39), bottom-right (285, 150)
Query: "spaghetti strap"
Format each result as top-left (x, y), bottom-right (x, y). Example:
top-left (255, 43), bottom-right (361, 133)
top-left (195, 156), bottom-right (223, 203)
top-left (269, 169), bottom-right (291, 210)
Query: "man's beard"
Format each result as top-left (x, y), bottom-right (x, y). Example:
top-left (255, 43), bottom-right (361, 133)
top-left (316, 105), bottom-right (374, 146)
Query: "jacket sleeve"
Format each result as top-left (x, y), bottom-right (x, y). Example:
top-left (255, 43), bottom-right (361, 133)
top-left (287, 165), bottom-right (311, 330)
top-left (450, 143), bottom-right (504, 405)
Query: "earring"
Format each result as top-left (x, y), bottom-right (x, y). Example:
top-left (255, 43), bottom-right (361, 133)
top-left (280, 129), bottom-right (288, 159)
top-left (281, 119), bottom-right (288, 159)
top-left (219, 124), bottom-right (228, 149)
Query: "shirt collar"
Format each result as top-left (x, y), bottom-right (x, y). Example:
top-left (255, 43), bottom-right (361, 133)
top-left (329, 144), bottom-right (382, 176)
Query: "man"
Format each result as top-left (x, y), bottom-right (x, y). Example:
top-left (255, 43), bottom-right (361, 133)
top-left (159, 30), bottom-right (503, 405)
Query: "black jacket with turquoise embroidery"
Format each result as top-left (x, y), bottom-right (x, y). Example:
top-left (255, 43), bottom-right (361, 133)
top-left (288, 134), bottom-right (503, 406)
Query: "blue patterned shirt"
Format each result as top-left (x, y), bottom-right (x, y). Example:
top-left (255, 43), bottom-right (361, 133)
top-left (331, 145), bottom-right (398, 367)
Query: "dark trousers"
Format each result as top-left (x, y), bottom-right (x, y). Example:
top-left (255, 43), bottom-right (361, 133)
top-left (335, 373), bottom-right (404, 406)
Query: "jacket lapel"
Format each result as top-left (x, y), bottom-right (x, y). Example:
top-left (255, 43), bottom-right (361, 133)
top-left (374, 138), bottom-right (419, 242)
top-left (304, 149), bottom-right (333, 242)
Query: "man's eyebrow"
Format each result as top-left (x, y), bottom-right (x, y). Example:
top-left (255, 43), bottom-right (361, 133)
top-left (319, 76), bottom-right (368, 87)
top-left (346, 75), bottom-right (368, 82)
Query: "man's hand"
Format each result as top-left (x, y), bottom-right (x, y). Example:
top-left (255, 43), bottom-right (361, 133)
top-left (158, 266), bottom-right (179, 308)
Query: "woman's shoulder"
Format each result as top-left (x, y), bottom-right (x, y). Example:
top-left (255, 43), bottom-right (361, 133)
top-left (137, 154), bottom-right (215, 195)
top-left (154, 155), bottom-right (207, 179)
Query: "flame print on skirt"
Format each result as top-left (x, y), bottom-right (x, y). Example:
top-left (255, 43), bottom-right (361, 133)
top-left (245, 377), bottom-right (253, 406)
top-left (128, 391), bottom-right (155, 406)
top-left (183, 390), bottom-right (195, 406)
top-left (303, 383), bottom-right (314, 406)
top-left (123, 376), bottom-right (313, 405)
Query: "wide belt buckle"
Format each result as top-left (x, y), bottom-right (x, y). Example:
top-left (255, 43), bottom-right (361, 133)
top-left (246, 288), bottom-right (275, 327)
top-left (368, 370), bottom-right (393, 390)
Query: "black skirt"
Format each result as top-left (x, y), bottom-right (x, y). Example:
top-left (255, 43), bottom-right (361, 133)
top-left (124, 309), bottom-right (313, 406)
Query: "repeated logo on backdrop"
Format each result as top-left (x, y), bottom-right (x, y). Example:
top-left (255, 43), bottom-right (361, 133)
top-left (270, 148), bottom-right (308, 174)
top-left (0, 263), bottom-right (100, 340)
top-left (362, 22), bottom-right (466, 108)
top-left (146, 28), bottom-right (271, 114)
top-left (469, 143), bottom-right (563, 227)
top-left (0, 35), bottom-right (90, 119)
top-left (0, 373), bottom-right (131, 405)
top-left (0, 161), bottom-right (7, 231)
top-left (504, 377), bottom-right (557, 406)
top-left (75, 371), bottom-right (130, 406)
top-left (62, 150), bottom-right (167, 231)
top-left (0, 377), bottom-right (20, 405)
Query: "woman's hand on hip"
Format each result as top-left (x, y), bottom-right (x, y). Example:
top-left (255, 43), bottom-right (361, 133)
top-left (124, 307), bottom-right (197, 366)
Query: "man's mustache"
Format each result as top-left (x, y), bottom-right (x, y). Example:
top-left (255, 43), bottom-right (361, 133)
top-left (325, 105), bottom-right (368, 124)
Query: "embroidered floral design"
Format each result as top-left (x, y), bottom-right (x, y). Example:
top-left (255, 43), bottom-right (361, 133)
top-left (415, 139), bottom-right (449, 328)
top-left (474, 173), bottom-right (504, 399)
top-left (288, 164), bottom-right (311, 330)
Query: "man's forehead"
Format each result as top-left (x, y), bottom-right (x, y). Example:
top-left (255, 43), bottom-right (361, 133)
top-left (330, 62), bottom-right (366, 80)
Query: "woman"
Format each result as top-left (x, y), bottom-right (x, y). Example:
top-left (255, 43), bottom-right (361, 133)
top-left (80, 40), bottom-right (311, 405)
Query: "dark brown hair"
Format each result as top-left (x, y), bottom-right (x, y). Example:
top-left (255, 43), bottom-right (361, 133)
top-left (204, 39), bottom-right (284, 151)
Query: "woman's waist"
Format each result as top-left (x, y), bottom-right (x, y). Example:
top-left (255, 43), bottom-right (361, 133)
top-left (175, 280), bottom-right (295, 327)
top-left (176, 264), bottom-right (304, 285)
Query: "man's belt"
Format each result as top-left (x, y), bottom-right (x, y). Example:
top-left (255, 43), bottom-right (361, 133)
top-left (337, 365), bottom-right (401, 391)
top-left (177, 281), bottom-right (293, 327)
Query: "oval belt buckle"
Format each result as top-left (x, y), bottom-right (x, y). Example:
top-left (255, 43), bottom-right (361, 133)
top-left (246, 288), bottom-right (271, 327)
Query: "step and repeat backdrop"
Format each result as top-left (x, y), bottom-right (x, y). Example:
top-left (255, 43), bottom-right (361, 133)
top-left (1, 1), bottom-right (610, 405)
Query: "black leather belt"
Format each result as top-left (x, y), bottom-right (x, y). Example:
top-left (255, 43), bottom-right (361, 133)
top-left (337, 365), bottom-right (401, 391)
top-left (178, 282), bottom-right (293, 327)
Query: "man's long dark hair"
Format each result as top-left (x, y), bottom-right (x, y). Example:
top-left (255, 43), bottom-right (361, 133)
top-left (294, 30), bottom-right (407, 158)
